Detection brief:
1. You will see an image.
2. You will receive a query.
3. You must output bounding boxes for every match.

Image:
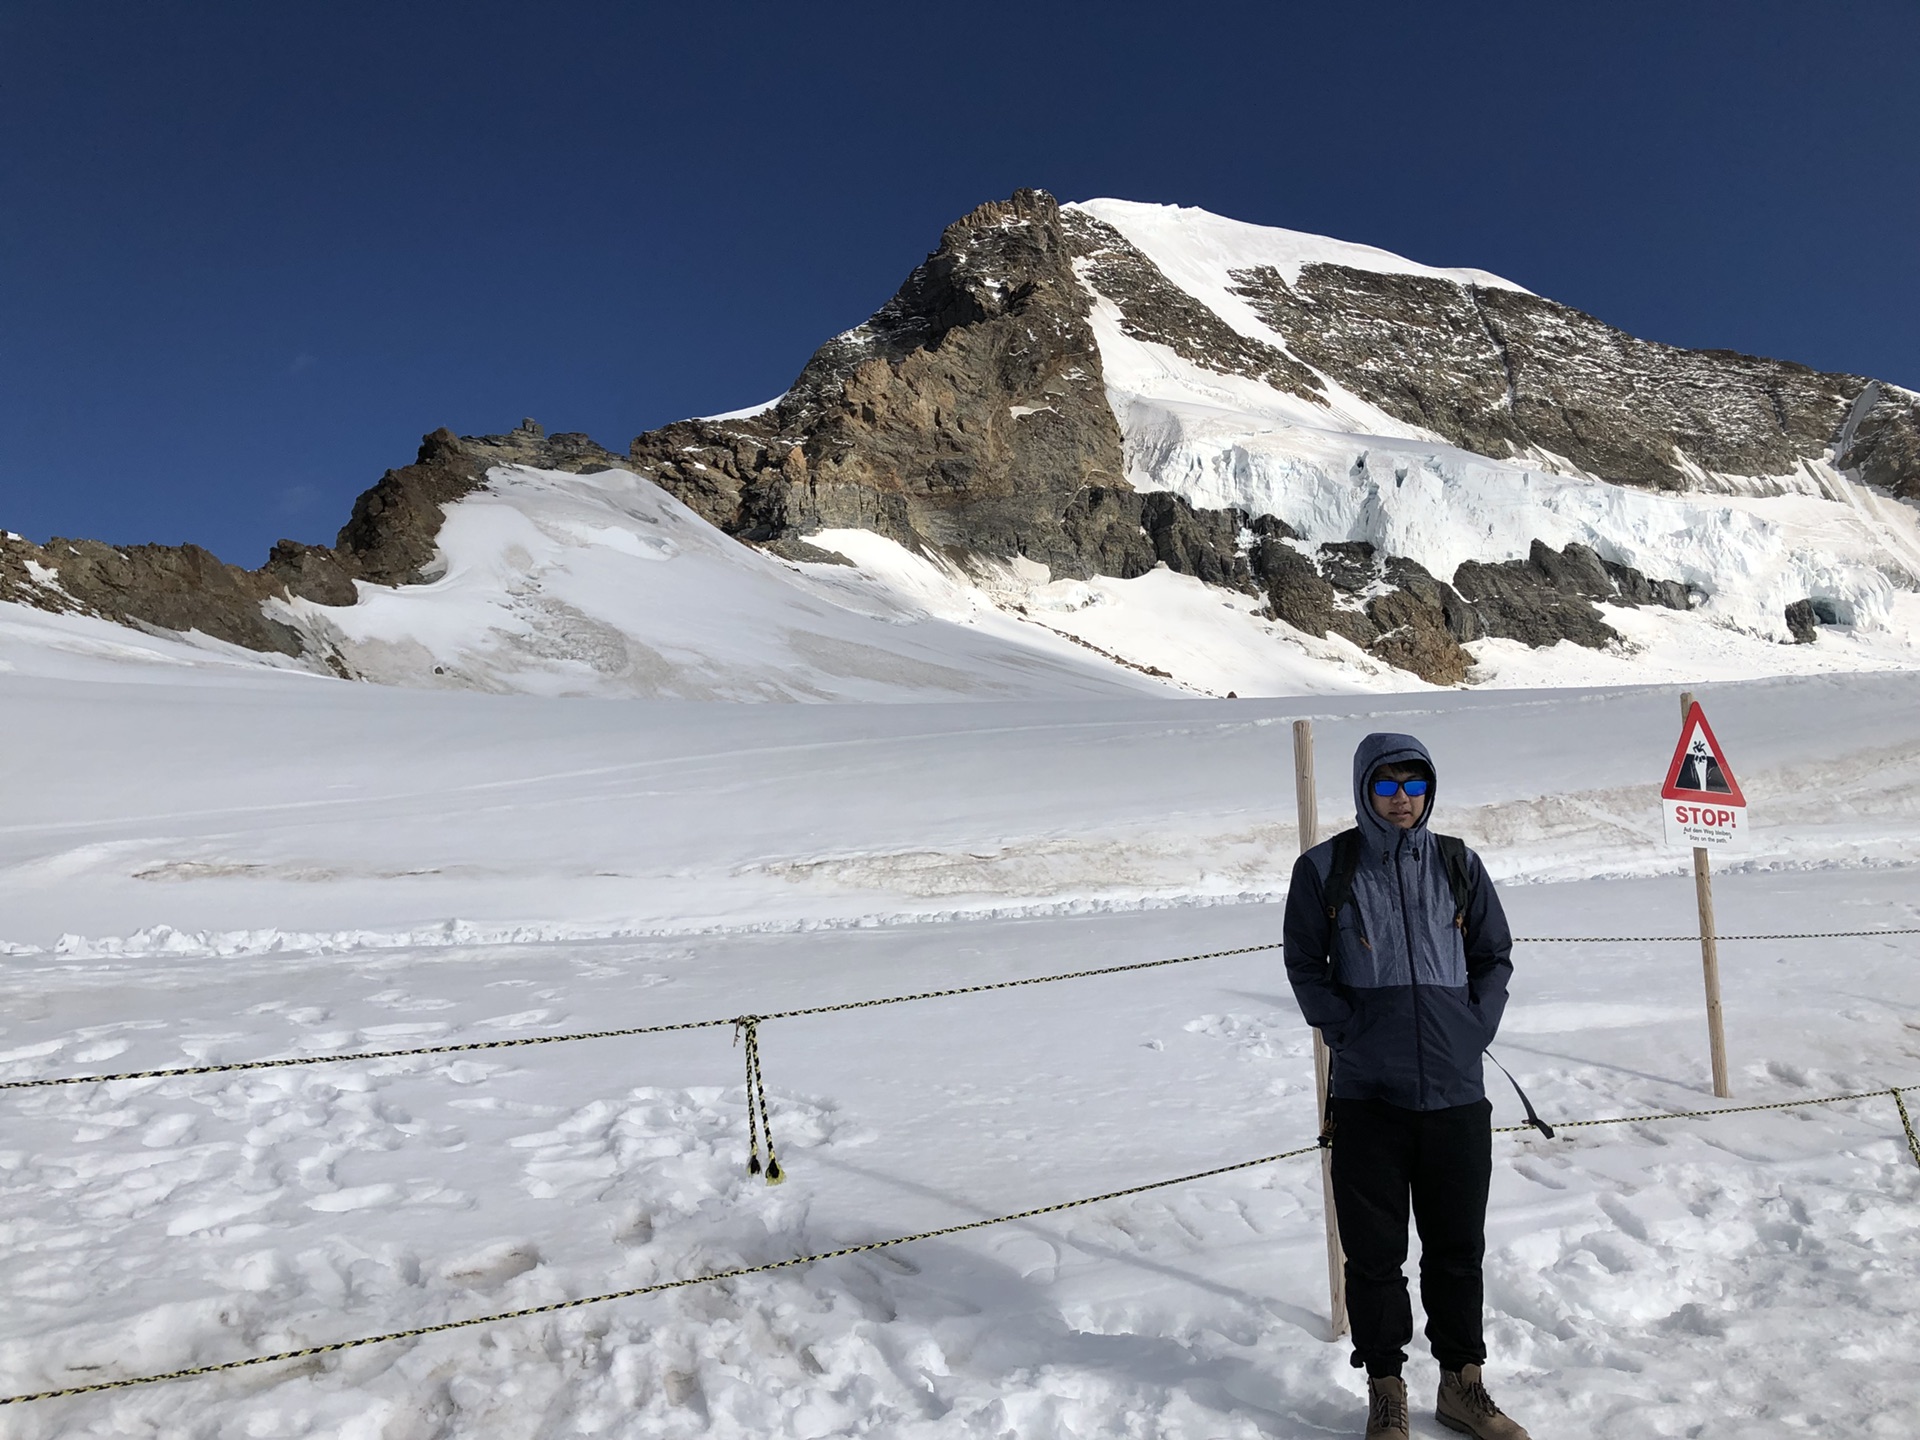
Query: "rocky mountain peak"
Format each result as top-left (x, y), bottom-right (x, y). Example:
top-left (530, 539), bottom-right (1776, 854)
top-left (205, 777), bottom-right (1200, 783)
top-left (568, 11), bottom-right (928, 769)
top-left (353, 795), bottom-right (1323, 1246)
top-left (628, 187), bottom-right (1127, 574)
top-left (5, 188), bottom-right (1914, 689)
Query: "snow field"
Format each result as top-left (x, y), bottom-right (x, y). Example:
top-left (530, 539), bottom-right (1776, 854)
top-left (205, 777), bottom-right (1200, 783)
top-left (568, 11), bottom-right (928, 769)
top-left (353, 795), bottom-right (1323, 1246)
top-left (0, 884), bottom-right (1916, 1437)
top-left (263, 466), bottom-right (1162, 703)
top-left (1, 668), bottom-right (1918, 1435)
top-left (5, 669), bottom-right (1918, 954)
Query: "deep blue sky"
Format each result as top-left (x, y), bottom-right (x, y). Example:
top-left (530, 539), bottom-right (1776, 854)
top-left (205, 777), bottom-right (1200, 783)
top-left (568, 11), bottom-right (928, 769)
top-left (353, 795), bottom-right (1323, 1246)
top-left (4, 1), bottom-right (1916, 565)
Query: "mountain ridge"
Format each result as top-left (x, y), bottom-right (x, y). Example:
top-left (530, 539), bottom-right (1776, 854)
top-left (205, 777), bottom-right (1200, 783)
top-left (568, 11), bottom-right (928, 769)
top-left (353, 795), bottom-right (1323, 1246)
top-left (4, 188), bottom-right (1916, 690)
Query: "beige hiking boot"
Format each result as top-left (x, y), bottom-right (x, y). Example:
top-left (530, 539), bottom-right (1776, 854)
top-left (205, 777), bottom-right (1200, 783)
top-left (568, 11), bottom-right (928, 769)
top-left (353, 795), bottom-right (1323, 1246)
top-left (1437, 1364), bottom-right (1530, 1439)
top-left (1365, 1374), bottom-right (1410, 1439)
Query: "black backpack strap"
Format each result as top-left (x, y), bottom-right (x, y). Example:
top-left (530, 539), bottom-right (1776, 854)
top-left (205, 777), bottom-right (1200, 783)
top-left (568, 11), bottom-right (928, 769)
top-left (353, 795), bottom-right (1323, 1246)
top-left (1433, 833), bottom-right (1473, 930)
top-left (1485, 1050), bottom-right (1555, 1138)
top-left (1322, 827), bottom-right (1364, 922)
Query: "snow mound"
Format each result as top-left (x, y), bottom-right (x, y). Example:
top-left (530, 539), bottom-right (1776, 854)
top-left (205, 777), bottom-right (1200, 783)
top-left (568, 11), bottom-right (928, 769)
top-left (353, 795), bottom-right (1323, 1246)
top-left (1069, 198), bottom-right (1531, 295)
top-left (266, 465), bottom-right (1164, 702)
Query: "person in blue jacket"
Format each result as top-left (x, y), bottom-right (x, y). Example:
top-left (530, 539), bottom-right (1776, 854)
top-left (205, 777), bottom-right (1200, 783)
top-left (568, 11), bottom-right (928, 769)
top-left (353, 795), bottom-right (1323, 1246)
top-left (1283, 732), bottom-right (1530, 1440)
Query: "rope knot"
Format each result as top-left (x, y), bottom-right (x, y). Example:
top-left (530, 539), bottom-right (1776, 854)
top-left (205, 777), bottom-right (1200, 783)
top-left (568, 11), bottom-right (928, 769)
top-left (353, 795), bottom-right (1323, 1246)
top-left (733, 1016), bottom-right (784, 1185)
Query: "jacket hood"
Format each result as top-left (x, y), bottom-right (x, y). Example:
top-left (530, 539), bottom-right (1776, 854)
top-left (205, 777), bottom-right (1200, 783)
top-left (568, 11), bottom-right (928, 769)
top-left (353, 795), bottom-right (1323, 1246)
top-left (1352, 731), bottom-right (1437, 849)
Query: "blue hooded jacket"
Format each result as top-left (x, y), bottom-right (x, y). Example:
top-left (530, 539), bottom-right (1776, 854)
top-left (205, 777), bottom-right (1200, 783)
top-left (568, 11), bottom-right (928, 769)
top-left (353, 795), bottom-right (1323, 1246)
top-left (1282, 732), bottom-right (1513, 1111)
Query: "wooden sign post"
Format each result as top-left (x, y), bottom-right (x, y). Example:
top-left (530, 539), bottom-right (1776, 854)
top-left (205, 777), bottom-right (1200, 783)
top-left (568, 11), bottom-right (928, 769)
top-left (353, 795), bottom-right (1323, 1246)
top-left (1292, 718), bottom-right (1348, 1338)
top-left (1668, 691), bottom-right (1740, 1099)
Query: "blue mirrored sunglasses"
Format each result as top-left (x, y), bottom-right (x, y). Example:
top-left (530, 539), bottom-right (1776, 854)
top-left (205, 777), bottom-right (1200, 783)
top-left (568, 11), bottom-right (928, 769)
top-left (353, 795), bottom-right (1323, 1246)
top-left (1371, 778), bottom-right (1430, 798)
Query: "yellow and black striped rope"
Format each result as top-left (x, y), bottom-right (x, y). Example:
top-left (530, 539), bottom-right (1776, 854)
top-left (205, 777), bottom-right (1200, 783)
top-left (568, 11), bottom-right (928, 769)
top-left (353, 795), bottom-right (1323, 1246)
top-left (1495, 1084), bottom-right (1920, 1169)
top-left (0, 1144), bottom-right (1321, 1407)
top-left (4, 1080), bottom-right (1914, 1407)
top-left (1517, 928), bottom-right (1920, 943)
top-left (0, 941), bottom-right (1288, 1093)
top-left (735, 1017), bottom-right (784, 1184)
top-left (1889, 1087), bottom-right (1920, 1170)
top-left (6, 926), bottom-right (1915, 1094)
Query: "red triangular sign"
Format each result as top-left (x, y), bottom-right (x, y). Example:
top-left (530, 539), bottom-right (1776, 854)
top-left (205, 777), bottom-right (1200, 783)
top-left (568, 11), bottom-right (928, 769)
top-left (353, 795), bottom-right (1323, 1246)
top-left (1662, 702), bottom-right (1746, 806)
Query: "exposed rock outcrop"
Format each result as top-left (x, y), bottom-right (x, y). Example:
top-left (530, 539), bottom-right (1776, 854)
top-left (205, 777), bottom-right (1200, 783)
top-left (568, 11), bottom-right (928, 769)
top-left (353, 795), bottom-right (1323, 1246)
top-left (1258, 540), bottom-right (1479, 685)
top-left (332, 421), bottom-right (626, 584)
top-left (0, 533), bottom-right (308, 654)
top-left (628, 189), bottom-right (1130, 577)
top-left (0, 421), bottom-right (628, 653)
top-left (1785, 599), bottom-right (1819, 644)
top-left (1838, 383), bottom-right (1920, 503)
top-left (1452, 540), bottom-right (1693, 649)
top-left (1255, 536), bottom-right (1696, 679)
top-left (1222, 263), bottom-right (1920, 495)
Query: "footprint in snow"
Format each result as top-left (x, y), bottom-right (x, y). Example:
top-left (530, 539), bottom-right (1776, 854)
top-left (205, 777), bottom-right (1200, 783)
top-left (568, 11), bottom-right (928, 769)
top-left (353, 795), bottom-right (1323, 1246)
top-left (442, 1239), bottom-right (543, 1290)
top-left (306, 1183), bottom-right (402, 1212)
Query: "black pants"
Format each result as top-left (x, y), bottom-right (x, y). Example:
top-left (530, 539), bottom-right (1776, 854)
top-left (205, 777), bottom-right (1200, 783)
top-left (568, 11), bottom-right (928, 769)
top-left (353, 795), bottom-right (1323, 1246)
top-left (1329, 1095), bottom-right (1491, 1377)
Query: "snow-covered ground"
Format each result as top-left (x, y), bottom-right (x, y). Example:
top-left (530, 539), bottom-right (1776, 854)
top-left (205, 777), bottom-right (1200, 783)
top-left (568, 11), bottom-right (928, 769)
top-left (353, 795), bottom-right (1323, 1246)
top-left (1, 660), bottom-right (1917, 1437)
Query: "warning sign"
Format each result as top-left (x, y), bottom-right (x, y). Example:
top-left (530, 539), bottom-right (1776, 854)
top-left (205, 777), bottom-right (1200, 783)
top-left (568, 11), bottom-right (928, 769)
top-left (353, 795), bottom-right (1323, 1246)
top-left (1662, 702), bottom-right (1748, 850)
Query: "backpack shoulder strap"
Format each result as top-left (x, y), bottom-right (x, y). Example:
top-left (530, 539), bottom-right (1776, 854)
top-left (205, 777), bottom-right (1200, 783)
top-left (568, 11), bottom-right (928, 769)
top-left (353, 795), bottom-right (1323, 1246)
top-left (1322, 827), bottom-right (1364, 921)
top-left (1432, 833), bottom-right (1474, 929)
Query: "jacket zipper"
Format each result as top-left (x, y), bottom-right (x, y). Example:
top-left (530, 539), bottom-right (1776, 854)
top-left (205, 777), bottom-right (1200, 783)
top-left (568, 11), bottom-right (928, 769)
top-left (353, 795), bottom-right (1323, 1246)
top-left (1393, 836), bottom-right (1429, 1104)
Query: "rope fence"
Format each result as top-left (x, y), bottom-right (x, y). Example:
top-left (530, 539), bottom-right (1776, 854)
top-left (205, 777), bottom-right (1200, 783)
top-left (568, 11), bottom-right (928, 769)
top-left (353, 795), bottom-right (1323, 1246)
top-left (0, 941), bottom-right (1287, 1093)
top-left (5, 927), bottom-right (1917, 1095)
top-left (1518, 928), bottom-right (1920, 943)
top-left (1, 922), bottom-right (1915, 1407)
top-left (0, 1145), bottom-right (1321, 1406)
top-left (4, 1081), bottom-right (1915, 1408)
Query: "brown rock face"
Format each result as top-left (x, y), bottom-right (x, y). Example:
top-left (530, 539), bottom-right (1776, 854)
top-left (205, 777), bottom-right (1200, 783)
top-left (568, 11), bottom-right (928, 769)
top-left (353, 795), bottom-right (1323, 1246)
top-left (1222, 263), bottom-right (1918, 494)
top-left (1257, 539), bottom-right (1479, 684)
top-left (628, 189), bottom-right (1131, 576)
top-left (1451, 539), bottom-right (1694, 650)
top-left (0, 420), bottom-right (628, 658)
top-left (0, 533), bottom-right (308, 654)
top-left (1367, 588), bottom-right (1473, 687)
top-left (330, 421), bottom-right (626, 584)
top-left (1839, 382), bottom-right (1920, 503)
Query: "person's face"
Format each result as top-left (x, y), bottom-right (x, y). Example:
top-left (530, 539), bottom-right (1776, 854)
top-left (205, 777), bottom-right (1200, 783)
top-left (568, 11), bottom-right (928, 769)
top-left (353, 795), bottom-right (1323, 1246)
top-left (1369, 763), bottom-right (1428, 830)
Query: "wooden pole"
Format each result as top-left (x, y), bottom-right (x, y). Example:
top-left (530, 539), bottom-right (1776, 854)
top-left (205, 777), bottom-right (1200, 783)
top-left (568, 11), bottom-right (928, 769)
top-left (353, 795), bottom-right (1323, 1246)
top-left (1680, 691), bottom-right (1732, 1099)
top-left (1293, 718), bottom-right (1349, 1338)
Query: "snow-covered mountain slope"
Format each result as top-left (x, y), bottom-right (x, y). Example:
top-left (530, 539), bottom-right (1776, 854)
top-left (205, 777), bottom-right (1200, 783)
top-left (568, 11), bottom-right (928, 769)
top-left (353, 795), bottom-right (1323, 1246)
top-left (616, 190), bottom-right (1920, 693)
top-left (11, 454), bottom-right (1913, 701)
top-left (8, 458), bottom-right (1919, 701)
top-left (1064, 198), bottom-right (1920, 644)
top-left (1074, 196), bottom-right (1533, 296)
top-left (1079, 261), bottom-right (1920, 646)
top-left (266, 464), bottom-right (1166, 702)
